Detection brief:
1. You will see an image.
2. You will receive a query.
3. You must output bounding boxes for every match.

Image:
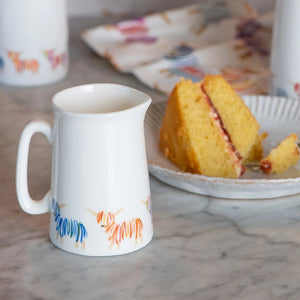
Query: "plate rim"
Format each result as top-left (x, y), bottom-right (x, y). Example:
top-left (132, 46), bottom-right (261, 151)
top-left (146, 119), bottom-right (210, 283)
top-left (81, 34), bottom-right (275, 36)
top-left (148, 162), bottom-right (300, 185)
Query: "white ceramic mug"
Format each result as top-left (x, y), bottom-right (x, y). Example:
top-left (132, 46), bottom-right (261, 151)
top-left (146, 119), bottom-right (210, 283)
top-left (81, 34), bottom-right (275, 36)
top-left (0, 0), bottom-right (68, 86)
top-left (16, 84), bottom-right (153, 256)
top-left (270, 0), bottom-right (300, 99)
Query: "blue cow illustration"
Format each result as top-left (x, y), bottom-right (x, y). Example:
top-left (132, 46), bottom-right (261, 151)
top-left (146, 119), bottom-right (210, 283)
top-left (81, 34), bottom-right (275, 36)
top-left (52, 199), bottom-right (88, 249)
top-left (0, 57), bottom-right (4, 71)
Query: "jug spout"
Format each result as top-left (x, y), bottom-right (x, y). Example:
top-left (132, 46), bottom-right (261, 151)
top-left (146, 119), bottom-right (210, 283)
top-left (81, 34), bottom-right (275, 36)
top-left (138, 95), bottom-right (152, 115)
top-left (118, 86), bottom-right (152, 120)
top-left (124, 86), bottom-right (152, 115)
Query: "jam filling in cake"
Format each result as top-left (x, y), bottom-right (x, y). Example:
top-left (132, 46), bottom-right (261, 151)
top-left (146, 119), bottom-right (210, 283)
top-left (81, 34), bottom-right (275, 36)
top-left (260, 160), bottom-right (272, 173)
top-left (201, 84), bottom-right (245, 176)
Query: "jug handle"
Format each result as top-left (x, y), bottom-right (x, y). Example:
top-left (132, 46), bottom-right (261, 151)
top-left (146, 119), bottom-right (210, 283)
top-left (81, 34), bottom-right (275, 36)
top-left (16, 120), bottom-right (52, 214)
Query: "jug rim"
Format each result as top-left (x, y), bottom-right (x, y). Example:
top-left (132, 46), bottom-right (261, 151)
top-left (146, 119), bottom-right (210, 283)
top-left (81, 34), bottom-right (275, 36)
top-left (52, 83), bottom-right (151, 117)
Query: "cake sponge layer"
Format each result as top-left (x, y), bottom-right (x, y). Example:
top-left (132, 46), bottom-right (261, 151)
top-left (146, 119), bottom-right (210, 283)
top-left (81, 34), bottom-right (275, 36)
top-left (159, 79), bottom-right (243, 178)
top-left (260, 134), bottom-right (300, 174)
top-left (202, 74), bottom-right (260, 160)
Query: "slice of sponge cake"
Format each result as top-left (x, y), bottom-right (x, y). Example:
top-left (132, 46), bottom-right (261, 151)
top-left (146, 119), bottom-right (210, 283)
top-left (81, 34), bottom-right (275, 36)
top-left (159, 75), bottom-right (260, 178)
top-left (159, 78), bottom-right (244, 178)
top-left (260, 134), bottom-right (300, 174)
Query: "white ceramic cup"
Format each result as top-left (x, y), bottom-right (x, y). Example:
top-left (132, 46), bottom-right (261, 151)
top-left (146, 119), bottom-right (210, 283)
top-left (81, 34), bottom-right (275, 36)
top-left (16, 84), bottom-right (153, 256)
top-left (270, 0), bottom-right (300, 98)
top-left (0, 0), bottom-right (68, 86)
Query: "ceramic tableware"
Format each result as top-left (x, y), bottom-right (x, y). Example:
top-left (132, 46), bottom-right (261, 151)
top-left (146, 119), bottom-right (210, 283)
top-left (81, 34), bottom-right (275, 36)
top-left (16, 84), bottom-right (153, 256)
top-left (270, 0), bottom-right (300, 98)
top-left (0, 0), bottom-right (68, 86)
top-left (145, 95), bottom-right (300, 199)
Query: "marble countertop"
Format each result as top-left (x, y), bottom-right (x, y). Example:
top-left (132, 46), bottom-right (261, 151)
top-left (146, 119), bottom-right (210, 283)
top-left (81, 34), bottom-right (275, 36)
top-left (2, 17), bottom-right (300, 300)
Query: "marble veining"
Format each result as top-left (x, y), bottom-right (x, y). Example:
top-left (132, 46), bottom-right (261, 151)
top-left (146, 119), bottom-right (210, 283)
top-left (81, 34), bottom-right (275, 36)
top-left (1, 17), bottom-right (300, 300)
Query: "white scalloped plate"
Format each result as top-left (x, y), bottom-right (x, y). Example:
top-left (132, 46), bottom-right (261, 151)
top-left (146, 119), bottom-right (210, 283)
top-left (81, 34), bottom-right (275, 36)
top-left (145, 96), bottom-right (300, 199)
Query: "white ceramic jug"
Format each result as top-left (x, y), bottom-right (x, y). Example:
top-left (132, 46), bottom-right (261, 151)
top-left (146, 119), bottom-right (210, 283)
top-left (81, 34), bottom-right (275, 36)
top-left (270, 0), bottom-right (300, 99)
top-left (0, 0), bottom-right (68, 86)
top-left (16, 84), bottom-right (153, 256)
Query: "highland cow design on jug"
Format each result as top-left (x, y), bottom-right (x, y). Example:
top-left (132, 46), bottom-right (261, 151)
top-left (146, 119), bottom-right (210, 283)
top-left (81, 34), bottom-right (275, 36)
top-left (8, 51), bottom-right (39, 73)
top-left (287, 80), bottom-right (300, 98)
top-left (272, 80), bottom-right (300, 99)
top-left (52, 199), bottom-right (88, 249)
top-left (141, 196), bottom-right (152, 218)
top-left (44, 50), bottom-right (67, 69)
top-left (293, 82), bottom-right (300, 98)
top-left (88, 207), bottom-right (144, 250)
top-left (0, 57), bottom-right (4, 71)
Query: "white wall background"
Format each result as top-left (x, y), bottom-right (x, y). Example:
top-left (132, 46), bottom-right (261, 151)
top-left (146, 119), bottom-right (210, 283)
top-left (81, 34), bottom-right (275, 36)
top-left (67, 0), bottom-right (275, 17)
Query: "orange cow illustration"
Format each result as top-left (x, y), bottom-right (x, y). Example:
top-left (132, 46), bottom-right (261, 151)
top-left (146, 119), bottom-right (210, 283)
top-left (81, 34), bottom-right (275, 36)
top-left (8, 51), bottom-right (39, 73)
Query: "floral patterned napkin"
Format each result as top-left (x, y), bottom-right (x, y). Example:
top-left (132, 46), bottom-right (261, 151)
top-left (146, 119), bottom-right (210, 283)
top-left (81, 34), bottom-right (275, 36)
top-left (82, 0), bottom-right (273, 95)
